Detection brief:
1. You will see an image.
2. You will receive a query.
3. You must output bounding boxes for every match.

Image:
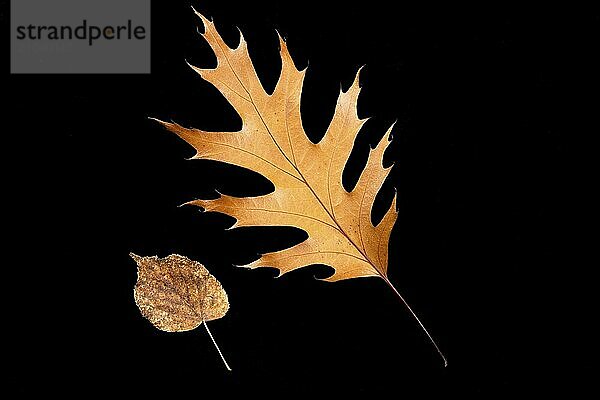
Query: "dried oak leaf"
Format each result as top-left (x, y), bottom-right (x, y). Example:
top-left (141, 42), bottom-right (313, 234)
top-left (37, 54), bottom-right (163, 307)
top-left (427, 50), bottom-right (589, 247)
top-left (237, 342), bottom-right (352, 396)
top-left (131, 253), bottom-right (231, 370)
top-left (154, 9), bottom-right (445, 365)
top-left (156, 11), bottom-right (396, 283)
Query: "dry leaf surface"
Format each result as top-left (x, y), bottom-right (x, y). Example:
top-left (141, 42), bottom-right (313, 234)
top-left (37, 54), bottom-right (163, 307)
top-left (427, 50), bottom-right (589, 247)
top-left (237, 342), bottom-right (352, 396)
top-left (155, 11), bottom-right (398, 283)
top-left (131, 253), bottom-right (229, 332)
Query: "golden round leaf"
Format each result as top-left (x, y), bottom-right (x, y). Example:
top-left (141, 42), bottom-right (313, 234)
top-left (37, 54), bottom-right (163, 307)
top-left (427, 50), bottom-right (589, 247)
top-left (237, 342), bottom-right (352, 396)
top-left (131, 253), bottom-right (229, 332)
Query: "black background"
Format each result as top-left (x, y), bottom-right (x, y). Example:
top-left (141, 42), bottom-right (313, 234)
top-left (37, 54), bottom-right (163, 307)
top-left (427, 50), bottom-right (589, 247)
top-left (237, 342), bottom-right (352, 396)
top-left (4, 1), bottom-right (596, 396)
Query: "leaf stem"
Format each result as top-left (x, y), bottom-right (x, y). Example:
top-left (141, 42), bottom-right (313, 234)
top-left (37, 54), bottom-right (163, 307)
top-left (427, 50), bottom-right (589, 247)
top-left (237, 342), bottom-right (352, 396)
top-left (203, 321), bottom-right (232, 371)
top-left (381, 276), bottom-right (448, 367)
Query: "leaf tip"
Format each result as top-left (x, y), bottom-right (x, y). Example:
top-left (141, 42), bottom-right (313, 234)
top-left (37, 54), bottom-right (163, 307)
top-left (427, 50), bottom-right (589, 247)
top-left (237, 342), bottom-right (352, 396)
top-left (340, 66), bottom-right (363, 95)
top-left (302, 58), bottom-right (310, 73)
top-left (224, 221), bottom-right (238, 231)
top-left (275, 29), bottom-right (291, 56)
top-left (234, 26), bottom-right (246, 49)
top-left (184, 58), bottom-right (202, 74)
top-left (148, 117), bottom-right (176, 133)
top-left (354, 64), bottom-right (366, 88)
top-left (191, 6), bottom-right (211, 31)
top-left (187, 152), bottom-right (203, 161)
top-left (387, 120), bottom-right (398, 140)
top-left (148, 116), bottom-right (166, 125)
top-left (233, 254), bottom-right (257, 269)
top-left (179, 199), bottom-right (202, 210)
